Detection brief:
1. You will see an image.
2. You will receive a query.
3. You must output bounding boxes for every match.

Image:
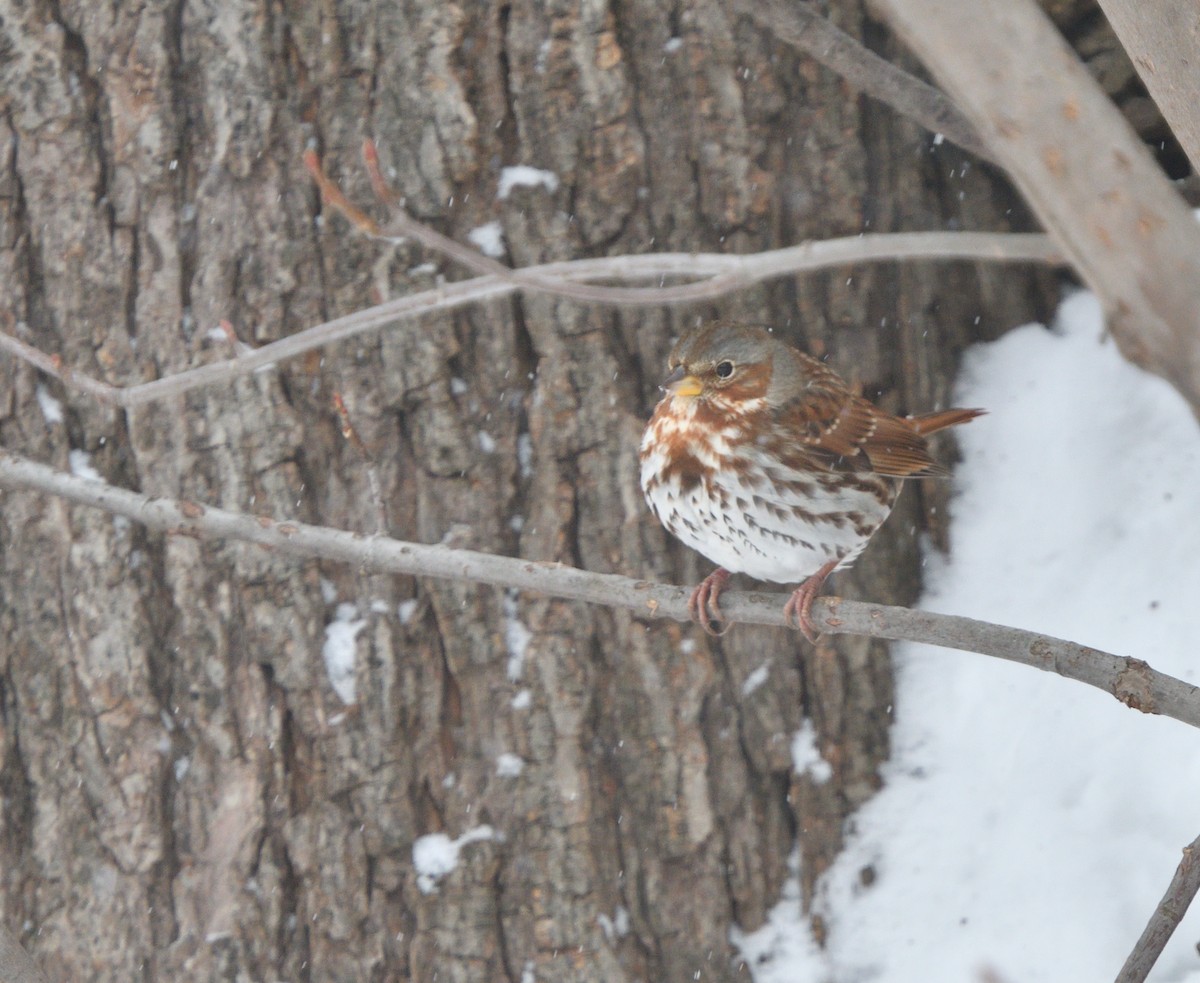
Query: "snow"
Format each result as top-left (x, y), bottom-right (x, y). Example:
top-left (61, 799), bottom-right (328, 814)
top-left (496, 752), bottom-right (525, 777)
top-left (735, 290), bottom-right (1200, 982)
top-left (731, 851), bottom-right (827, 980)
top-left (397, 598), bottom-right (419, 624)
top-left (597, 906), bottom-right (630, 941)
top-left (497, 165), bottom-right (559, 200)
top-left (36, 384), bottom-right (63, 424)
top-left (319, 577), bottom-right (337, 604)
top-left (789, 722), bottom-right (832, 785)
top-left (467, 221), bottom-right (506, 258)
top-left (741, 663), bottom-right (770, 696)
top-left (503, 590), bottom-right (532, 682)
top-left (511, 689), bottom-right (532, 710)
top-left (68, 449), bottom-right (102, 481)
top-left (412, 825), bottom-right (495, 894)
top-left (517, 432), bottom-right (534, 477)
top-left (535, 39), bottom-right (552, 76)
top-left (322, 603), bottom-right (366, 704)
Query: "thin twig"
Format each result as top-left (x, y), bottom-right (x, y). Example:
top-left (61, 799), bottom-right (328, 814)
top-left (1114, 833), bottom-right (1200, 983)
top-left (0, 231), bottom-right (1060, 409)
top-left (319, 143), bottom-right (1052, 307)
top-left (732, 0), bottom-right (998, 165)
top-left (2, 448), bottom-right (1197, 730)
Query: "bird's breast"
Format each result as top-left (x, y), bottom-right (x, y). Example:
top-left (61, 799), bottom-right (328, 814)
top-left (640, 396), bottom-right (899, 582)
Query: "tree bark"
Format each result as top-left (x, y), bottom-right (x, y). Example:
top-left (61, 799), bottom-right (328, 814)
top-left (0, 1), bottom-right (1051, 980)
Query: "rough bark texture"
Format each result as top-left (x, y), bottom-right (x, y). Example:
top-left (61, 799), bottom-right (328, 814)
top-left (0, 1), bottom-right (1051, 980)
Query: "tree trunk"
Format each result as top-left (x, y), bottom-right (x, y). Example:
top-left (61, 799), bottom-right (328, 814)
top-left (0, 1), bottom-right (1052, 980)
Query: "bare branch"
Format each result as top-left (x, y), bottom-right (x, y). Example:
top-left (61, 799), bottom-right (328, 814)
top-left (732, 0), bottom-right (997, 165)
top-left (0, 231), bottom-right (1060, 409)
top-left (1115, 833), bottom-right (1200, 983)
top-left (870, 0), bottom-right (1200, 416)
top-left (2, 448), bottom-right (1197, 730)
top-left (1096, 0), bottom-right (1200, 177)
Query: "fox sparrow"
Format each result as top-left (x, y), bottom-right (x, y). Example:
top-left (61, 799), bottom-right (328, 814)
top-left (639, 322), bottom-right (982, 640)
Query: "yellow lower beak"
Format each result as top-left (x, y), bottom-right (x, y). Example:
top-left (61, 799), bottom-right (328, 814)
top-left (662, 365), bottom-right (703, 398)
top-left (669, 376), bottom-right (703, 398)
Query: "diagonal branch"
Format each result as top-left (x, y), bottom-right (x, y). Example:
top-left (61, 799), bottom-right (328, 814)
top-left (0, 230), bottom-right (1060, 409)
top-left (731, 0), bottom-right (998, 165)
top-left (2, 448), bottom-right (1198, 730)
top-left (1115, 833), bottom-right (1200, 983)
top-left (871, 0), bottom-right (1200, 417)
top-left (1095, 0), bottom-right (1200, 178)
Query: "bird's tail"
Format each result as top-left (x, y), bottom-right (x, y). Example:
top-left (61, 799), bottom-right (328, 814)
top-left (908, 407), bottom-right (986, 435)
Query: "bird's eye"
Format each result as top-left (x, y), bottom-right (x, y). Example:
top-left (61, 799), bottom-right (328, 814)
top-left (715, 360), bottom-right (735, 379)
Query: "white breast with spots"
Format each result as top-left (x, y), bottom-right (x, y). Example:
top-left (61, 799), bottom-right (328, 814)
top-left (640, 403), bottom-right (896, 584)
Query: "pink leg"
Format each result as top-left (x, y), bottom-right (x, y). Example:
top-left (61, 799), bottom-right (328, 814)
top-left (783, 558), bottom-right (840, 643)
top-left (688, 568), bottom-right (732, 636)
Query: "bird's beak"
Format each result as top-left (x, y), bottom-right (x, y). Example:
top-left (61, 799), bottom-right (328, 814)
top-left (662, 365), bottom-right (703, 398)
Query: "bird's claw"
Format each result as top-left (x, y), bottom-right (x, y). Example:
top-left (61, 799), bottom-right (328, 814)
top-left (784, 558), bottom-right (840, 644)
top-left (688, 568), bottom-right (733, 636)
top-left (783, 588), bottom-right (821, 644)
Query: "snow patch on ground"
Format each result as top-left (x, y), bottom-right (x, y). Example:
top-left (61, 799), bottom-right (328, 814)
top-left (735, 290), bottom-right (1200, 982)
top-left (731, 851), bottom-right (828, 980)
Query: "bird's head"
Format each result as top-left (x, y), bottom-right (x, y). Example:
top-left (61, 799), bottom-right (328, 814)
top-left (661, 322), bottom-right (789, 409)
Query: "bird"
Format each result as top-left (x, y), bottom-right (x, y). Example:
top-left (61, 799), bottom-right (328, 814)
top-left (639, 321), bottom-right (983, 641)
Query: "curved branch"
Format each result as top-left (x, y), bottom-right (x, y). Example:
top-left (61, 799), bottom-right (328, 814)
top-left (0, 230), bottom-right (1061, 409)
top-left (2, 449), bottom-right (1196, 730)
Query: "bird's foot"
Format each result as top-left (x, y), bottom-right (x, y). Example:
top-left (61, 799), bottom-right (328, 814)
top-left (688, 568), bottom-right (733, 636)
top-left (783, 559), bottom-right (840, 643)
